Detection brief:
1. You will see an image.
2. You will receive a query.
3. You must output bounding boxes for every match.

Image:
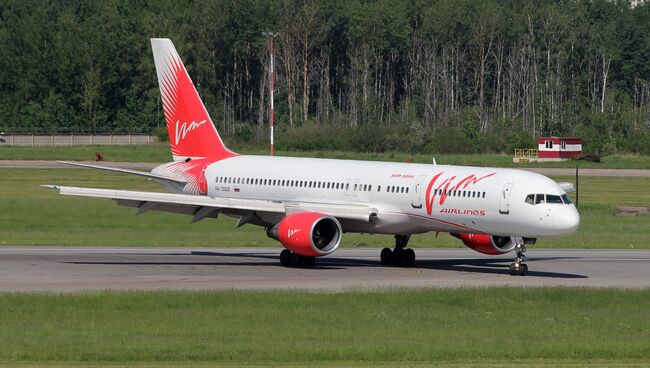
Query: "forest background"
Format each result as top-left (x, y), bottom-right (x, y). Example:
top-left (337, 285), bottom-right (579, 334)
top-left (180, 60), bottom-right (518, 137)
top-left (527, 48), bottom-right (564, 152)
top-left (1, 0), bottom-right (649, 155)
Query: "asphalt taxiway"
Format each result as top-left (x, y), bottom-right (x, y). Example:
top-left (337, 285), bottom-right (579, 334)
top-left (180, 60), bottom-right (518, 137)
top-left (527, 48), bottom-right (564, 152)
top-left (0, 247), bottom-right (648, 292)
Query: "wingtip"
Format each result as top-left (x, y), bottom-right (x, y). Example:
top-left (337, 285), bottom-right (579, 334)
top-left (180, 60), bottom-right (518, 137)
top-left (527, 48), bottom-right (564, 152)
top-left (40, 184), bottom-right (60, 190)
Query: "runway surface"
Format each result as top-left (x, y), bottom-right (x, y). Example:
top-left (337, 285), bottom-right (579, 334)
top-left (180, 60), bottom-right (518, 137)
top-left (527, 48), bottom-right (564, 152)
top-left (0, 247), bottom-right (648, 292)
top-left (1, 160), bottom-right (650, 176)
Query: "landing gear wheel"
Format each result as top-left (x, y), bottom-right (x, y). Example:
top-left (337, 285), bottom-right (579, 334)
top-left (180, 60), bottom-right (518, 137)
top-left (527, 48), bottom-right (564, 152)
top-left (380, 235), bottom-right (415, 267)
top-left (280, 249), bottom-right (292, 267)
top-left (402, 248), bottom-right (416, 266)
top-left (291, 252), bottom-right (302, 266)
top-left (508, 241), bottom-right (529, 276)
top-left (380, 248), bottom-right (393, 265)
top-left (509, 263), bottom-right (528, 276)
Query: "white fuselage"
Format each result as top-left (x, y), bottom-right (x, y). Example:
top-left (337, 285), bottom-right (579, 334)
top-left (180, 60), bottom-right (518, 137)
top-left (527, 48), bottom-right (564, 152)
top-left (158, 155), bottom-right (579, 239)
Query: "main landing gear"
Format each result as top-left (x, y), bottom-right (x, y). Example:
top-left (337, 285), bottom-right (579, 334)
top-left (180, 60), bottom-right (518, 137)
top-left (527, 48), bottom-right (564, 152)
top-left (279, 249), bottom-right (315, 267)
top-left (509, 240), bottom-right (528, 276)
top-left (380, 234), bottom-right (416, 266)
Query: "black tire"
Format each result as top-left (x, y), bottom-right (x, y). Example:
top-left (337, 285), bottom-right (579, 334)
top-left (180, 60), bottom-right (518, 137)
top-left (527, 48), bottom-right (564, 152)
top-left (403, 248), bottom-right (416, 266)
top-left (380, 248), bottom-right (393, 266)
top-left (520, 264), bottom-right (528, 276)
top-left (509, 263), bottom-right (518, 276)
top-left (291, 252), bottom-right (302, 266)
top-left (280, 249), bottom-right (292, 266)
top-left (392, 249), bottom-right (403, 265)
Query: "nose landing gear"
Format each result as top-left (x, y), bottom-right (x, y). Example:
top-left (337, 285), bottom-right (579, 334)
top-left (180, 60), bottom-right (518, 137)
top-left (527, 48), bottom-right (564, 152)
top-left (509, 241), bottom-right (528, 276)
top-left (380, 234), bottom-right (415, 266)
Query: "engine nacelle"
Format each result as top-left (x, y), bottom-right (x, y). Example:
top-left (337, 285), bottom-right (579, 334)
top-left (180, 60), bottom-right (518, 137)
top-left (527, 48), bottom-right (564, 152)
top-left (452, 233), bottom-right (516, 255)
top-left (267, 212), bottom-right (342, 257)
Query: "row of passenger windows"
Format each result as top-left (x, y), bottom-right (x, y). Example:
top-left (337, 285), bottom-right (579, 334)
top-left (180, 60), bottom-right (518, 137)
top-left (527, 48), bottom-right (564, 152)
top-left (432, 188), bottom-right (486, 199)
top-left (525, 193), bottom-right (572, 205)
top-left (216, 176), bottom-right (376, 192)
top-left (216, 176), bottom-right (487, 199)
top-left (216, 176), bottom-right (412, 195)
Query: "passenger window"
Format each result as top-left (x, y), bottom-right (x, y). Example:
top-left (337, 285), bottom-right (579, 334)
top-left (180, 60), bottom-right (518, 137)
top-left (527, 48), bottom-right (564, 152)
top-left (405, 187), bottom-right (408, 194)
top-left (482, 192), bottom-right (486, 198)
top-left (354, 184), bottom-right (357, 191)
top-left (525, 194), bottom-right (534, 205)
top-left (369, 185), bottom-right (373, 191)
top-left (345, 183), bottom-right (349, 190)
top-left (377, 185), bottom-right (381, 192)
top-left (535, 194), bottom-right (545, 204)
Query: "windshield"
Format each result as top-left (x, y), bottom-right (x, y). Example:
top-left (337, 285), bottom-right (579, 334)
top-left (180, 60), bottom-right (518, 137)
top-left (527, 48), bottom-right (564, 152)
top-left (525, 193), bottom-right (573, 205)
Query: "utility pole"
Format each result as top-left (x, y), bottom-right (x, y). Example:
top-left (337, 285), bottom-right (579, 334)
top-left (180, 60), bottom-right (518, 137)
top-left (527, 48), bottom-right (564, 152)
top-left (263, 32), bottom-right (280, 156)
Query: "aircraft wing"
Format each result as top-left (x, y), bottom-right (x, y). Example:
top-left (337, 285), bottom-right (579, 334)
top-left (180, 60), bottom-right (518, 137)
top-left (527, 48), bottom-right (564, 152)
top-left (57, 161), bottom-right (187, 185)
top-left (42, 186), bottom-right (374, 224)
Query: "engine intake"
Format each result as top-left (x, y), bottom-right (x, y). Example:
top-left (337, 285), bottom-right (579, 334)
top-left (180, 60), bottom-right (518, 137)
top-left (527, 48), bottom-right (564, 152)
top-left (267, 212), bottom-right (342, 257)
top-left (451, 233), bottom-right (516, 255)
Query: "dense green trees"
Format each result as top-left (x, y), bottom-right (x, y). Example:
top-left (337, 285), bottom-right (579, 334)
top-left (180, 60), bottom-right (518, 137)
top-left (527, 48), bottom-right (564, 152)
top-left (1, 0), bottom-right (649, 154)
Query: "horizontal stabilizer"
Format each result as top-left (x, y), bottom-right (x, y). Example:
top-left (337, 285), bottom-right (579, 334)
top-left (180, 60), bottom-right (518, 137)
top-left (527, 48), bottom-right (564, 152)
top-left (57, 161), bottom-right (187, 185)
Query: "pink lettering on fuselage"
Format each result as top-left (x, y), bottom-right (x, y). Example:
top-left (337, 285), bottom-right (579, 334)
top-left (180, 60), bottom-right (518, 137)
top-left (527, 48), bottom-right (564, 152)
top-left (424, 172), bottom-right (496, 215)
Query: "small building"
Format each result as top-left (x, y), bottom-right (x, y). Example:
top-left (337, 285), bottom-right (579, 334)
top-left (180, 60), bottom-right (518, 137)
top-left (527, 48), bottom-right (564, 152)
top-left (538, 137), bottom-right (582, 160)
top-left (513, 136), bottom-right (582, 163)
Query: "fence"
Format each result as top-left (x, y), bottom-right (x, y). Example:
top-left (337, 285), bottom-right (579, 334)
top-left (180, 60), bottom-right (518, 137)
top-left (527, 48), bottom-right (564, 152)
top-left (0, 134), bottom-right (158, 146)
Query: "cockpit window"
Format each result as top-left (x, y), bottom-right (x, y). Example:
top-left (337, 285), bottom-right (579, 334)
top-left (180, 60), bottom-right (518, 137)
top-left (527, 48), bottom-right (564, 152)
top-left (525, 194), bottom-right (534, 205)
top-left (526, 193), bottom-right (572, 205)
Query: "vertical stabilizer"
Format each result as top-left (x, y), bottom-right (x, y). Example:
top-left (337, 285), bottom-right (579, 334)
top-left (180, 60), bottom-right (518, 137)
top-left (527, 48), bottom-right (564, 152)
top-left (150, 38), bottom-right (236, 161)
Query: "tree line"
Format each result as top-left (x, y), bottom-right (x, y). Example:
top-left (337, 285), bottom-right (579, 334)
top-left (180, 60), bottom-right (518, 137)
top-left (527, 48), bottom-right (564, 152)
top-left (1, 0), bottom-right (649, 154)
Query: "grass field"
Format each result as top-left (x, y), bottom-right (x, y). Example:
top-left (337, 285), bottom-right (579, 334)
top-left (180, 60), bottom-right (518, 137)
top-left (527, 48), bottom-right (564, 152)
top-left (1, 144), bottom-right (650, 169)
top-left (0, 168), bottom-right (648, 248)
top-left (0, 288), bottom-right (648, 367)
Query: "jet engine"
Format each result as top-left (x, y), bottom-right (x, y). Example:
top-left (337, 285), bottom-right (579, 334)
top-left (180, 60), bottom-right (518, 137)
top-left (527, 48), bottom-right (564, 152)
top-left (267, 212), bottom-right (342, 257)
top-left (451, 233), bottom-right (516, 255)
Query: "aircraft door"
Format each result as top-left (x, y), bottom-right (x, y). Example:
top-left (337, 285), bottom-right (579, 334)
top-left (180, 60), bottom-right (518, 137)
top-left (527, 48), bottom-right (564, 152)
top-left (499, 183), bottom-right (514, 214)
top-left (199, 167), bottom-right (208, 195)
top-left (411, 175), bottom-right (427, 208)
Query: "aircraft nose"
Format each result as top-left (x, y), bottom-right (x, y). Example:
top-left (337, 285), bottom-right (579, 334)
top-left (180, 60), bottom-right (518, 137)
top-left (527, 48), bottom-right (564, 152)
top-left (553, 206), bottom-right (580, 235)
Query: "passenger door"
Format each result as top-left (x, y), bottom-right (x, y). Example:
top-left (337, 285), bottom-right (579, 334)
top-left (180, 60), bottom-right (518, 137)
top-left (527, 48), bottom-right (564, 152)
top-left (411, 175), bottom-right (427, 209)
top-left (499, 183), bottom-right (514, 214)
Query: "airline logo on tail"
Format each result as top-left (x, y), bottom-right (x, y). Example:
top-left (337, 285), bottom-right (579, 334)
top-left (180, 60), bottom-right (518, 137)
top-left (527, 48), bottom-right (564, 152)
top-left (175, 120), bottom-right (206, 145)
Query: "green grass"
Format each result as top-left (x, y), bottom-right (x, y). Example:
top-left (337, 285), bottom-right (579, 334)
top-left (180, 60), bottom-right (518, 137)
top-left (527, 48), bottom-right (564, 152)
top-left (1, 144), bottom-right (649, 169)
top-left (0, 288), bottom-right (648, 366)
top-left (0, 169), bottom-right (648, 248)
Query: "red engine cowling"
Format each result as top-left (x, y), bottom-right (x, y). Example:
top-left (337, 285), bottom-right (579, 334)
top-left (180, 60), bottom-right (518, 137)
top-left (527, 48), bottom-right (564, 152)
top-left (452, 233), bottom-right (516, 255)
top-left (267, 212), bottom-right (342, 257)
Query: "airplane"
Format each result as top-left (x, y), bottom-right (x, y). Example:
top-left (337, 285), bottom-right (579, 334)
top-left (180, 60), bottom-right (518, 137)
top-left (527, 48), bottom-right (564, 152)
top-left (46, 38), bottom-right (580, 276)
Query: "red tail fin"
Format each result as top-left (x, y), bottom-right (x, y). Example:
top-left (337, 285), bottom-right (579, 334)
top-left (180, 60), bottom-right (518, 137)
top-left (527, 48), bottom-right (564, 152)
top-left (151, 38), bottom-right (236, 162)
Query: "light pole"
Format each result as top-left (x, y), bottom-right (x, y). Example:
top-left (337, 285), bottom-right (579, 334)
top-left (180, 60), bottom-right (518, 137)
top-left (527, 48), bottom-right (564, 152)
top-left (263, 31), bottom-right (280, 156)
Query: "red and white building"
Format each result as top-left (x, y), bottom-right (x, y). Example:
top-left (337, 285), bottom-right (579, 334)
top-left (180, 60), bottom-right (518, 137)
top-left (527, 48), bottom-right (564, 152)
top-left (538, 137), bottom-right (582, 160)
